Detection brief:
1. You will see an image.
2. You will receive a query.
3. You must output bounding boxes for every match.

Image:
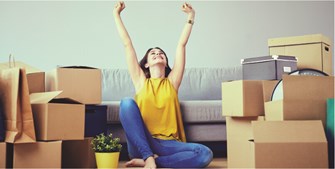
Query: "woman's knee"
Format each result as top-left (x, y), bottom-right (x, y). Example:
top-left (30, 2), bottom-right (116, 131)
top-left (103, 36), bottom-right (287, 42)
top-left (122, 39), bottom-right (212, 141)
top-left (119, 97), bottom-right (139, 119)
top-left (195, 144), bottom-right (213, 168)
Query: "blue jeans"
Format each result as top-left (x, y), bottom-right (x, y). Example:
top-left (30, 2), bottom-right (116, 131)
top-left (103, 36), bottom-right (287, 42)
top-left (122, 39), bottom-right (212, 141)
top-left (119, 97), bottom-right (213, 168)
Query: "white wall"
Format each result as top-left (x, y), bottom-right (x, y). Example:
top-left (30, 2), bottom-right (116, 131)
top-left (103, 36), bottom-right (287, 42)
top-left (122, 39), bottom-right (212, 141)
top-left (0, 1), bottom-right (333, 71)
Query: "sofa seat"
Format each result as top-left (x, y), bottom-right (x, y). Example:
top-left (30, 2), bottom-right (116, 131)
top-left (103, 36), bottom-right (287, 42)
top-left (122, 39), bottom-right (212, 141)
top-left (102, 100), bottom-right (226, 143)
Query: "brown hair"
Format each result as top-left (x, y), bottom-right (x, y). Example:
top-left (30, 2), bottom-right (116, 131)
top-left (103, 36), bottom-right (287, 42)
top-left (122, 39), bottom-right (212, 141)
top-left (139, 47), bottom-right (172, 78)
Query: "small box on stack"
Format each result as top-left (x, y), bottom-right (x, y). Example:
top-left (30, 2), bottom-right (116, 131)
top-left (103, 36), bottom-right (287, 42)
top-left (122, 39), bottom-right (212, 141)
top-left (268, 34), bottom-right (333, 75)
top-left (242, 55), bottom-right (297, 80)
top-left (46, 66), bottom-right (102, 104)
top-left (222, 80), bottom-right (264, 117)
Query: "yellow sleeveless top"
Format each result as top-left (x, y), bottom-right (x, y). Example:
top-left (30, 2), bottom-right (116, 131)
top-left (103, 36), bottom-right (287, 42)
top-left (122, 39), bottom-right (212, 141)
top-left (135, 78), bottom-right (186, 142)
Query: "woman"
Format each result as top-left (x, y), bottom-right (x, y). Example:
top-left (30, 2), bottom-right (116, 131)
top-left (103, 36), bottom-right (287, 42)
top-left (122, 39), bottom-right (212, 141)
top-left (113, 1), bottom-right (213, 168)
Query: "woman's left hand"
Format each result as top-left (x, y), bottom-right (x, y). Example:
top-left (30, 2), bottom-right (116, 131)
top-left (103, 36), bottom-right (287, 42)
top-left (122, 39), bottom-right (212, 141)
top-left (181, 2), bottom-right (195, 15)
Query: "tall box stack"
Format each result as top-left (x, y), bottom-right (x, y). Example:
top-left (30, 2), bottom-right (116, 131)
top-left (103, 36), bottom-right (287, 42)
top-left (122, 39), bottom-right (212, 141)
top-left (268, 34), bottom-right (333, 75)
top-left (9, 65), bottom-right (105, 168)
top-left (223, 44), bottom-right (331, 167)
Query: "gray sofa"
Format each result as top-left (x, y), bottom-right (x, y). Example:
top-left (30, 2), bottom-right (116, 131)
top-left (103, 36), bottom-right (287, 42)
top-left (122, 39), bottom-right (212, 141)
top-left (101, 67), bottom-right (242, 155)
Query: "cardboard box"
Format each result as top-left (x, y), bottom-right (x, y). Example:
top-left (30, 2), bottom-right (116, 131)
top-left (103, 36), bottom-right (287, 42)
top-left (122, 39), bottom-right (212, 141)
top-left (242, 55), bottom-right (297, 80)
top-left (222, 80), bottom-right (264, 117)
top-left (268, 34), bottom-right (333, 75)
top-left (30, 91), bottom-right (85, 141)
top-left (62, 138), bottom-right (97, 168)
top-left (85, 105), bottom-right (107, 137)
top-left (13, 141), bottom-right (62, 168)
top-left (262, 80), bottom-right (279, 102)
top-left (0, 61), bottom-right (45, 93)
top-left (46, 66), bottom-right (102, 104)
top-left (251, 120), bottom-right (328, 168)
top-left (265, 75), bottom-right (334, 126)
top-left (226, 116), bottom-right (264, 168)
top-left (0, 143), bottom-right (13, 168)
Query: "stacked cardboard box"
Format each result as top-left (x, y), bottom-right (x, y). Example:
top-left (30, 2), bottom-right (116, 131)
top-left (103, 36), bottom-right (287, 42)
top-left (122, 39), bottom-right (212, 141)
top-left (0, 64), bottom-right (106, 168)
top-left (223, 34), bottom-right (333, 168)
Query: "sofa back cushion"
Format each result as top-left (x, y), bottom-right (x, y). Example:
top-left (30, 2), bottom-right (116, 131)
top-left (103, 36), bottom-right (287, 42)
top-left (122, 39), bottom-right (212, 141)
top-left (102, 67), bottom-right (242, 101)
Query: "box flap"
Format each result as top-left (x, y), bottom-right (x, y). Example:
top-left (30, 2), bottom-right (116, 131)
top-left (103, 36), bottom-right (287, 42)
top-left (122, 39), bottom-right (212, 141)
top-left (30, 91), bottom-right (62, 104)
top-left (268, 34), bottom-right (331, 47)
top-left (252, 120), bottom-right (327, 143)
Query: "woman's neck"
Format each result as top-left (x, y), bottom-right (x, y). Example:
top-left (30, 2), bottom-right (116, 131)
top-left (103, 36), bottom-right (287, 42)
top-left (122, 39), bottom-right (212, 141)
top-left (149, 65), bottom-right (165, 79)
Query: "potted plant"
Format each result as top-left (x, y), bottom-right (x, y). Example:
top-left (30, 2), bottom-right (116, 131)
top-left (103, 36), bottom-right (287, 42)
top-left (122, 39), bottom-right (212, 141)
top-left (91, 133), bottom-right (122, 168)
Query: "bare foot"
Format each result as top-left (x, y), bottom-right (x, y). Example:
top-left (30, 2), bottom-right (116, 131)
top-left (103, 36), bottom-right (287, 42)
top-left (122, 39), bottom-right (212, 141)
top-left (144, 156), bottom-right (156, 169)
top-left (125, 158), bottom-right (145, 167)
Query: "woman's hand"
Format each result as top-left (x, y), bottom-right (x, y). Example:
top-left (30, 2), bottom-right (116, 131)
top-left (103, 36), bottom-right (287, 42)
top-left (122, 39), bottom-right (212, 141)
top-left (181, 2), bottom-right (195, 16)
top-left (113, 1), bottom-right (125, 15)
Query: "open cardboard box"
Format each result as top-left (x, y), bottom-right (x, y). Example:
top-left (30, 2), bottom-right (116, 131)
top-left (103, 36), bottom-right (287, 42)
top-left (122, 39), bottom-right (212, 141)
top-left (265, 75), bottom-right (334, 126)
top-left (222, 80), bottom-right (264, 117)
top-left (46, 66), bottom-right (101, 104)
top-left (30, 91), bottom-right (85, 141)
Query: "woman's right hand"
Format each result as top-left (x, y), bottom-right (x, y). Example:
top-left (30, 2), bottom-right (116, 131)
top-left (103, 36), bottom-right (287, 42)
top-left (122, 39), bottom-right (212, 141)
top-left (113, 1), bottom-right (125, 15)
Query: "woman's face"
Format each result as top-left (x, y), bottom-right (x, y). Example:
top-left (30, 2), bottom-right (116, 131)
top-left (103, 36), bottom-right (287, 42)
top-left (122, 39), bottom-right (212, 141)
top-left (145, 48), bottom-right (167, 68)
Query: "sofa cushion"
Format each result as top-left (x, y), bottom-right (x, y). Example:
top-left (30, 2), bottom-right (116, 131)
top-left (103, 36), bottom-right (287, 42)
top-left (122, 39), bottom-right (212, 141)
top-left (102, 100), bottom-right (225, 124)
top-left (102, 67), bottom-right (242, 101)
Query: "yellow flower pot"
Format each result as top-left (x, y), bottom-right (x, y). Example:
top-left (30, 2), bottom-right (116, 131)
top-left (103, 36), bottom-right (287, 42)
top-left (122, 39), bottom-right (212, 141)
top-left (95, 152), bottom-right (120, 168)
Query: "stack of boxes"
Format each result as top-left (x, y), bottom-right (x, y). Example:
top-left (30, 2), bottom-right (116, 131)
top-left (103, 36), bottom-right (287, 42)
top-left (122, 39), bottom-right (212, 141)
top-left (223, 34), bottom-right (334, 168)
top-left (0, 65), bottom-right (107, 168)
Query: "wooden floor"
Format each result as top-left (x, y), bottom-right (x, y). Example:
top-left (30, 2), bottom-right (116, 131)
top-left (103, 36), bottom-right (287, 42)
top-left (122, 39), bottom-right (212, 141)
top-left (118, 158), bottom-right (227, 168)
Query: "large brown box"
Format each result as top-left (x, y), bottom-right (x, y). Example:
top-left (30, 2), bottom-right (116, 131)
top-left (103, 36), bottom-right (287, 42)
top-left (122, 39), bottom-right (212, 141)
top-left (268, 34), bottom-right (333, 75)
top-left (13, 141), bottom-right (62, 168)
top-left (62, 138), bottom-right (96, 168)
top-left (46, 66), bottom-right (102, 104)
top-left (251, 120), bottom-right (328, 168)
top-left (222, 80), bottom-right (264, 117)
top-left (226, 116), bottom-right (264, 168)
top-left (30, 91), bottom-right (85, 141)
top-left (242, 55), bottom-right (297, 80)
top-left (0, 61), bottom-right (45, 93)
top-left (265, 75), bottom-right (334, 126)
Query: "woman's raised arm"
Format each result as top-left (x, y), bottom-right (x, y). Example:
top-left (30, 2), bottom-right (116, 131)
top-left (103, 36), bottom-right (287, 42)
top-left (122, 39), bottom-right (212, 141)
top-left (113, 1), bottom-right (145, 91)
top-left (168, 2), bottom-right (195, 91)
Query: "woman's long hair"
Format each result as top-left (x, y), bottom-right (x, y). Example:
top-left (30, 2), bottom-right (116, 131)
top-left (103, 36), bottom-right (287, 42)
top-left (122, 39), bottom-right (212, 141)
top-left (139, 47), bottom-right (172, 78)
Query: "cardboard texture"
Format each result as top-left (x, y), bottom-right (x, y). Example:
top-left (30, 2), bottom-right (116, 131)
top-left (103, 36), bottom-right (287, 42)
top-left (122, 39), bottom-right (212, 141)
top-left (268, 34), bottom-right (333, 75)
top-left (226, 116), bottom-right (264, 168)
top-left (85, 105), bottom-right (107, 137)
top-left (242, 55), bottom-right (297, 80)
top-left (222, 80), bottom-right (264, 117)
top-left (262, 80), bottom-right (279, 102)
top-left (0, 142), bottom-right (6, 168)
top-left (326, 98), bottom-right (334, 168)
top-left (265, 75), bottom-right (334, 126)
top-left (62, 138), bottom-right (97, 168)
top-left (30, 91), bottom-right (85, 141)
top-left (13, 141), bottom-right (62, 168)
top-left (251, 120), bottom-right (328, 168)
top-left (0, 67), bottom-right (36, 143)
top-left (46, 66), bottom-right (102, 104)
top-left (0, 61), bottom-right (45, 94)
